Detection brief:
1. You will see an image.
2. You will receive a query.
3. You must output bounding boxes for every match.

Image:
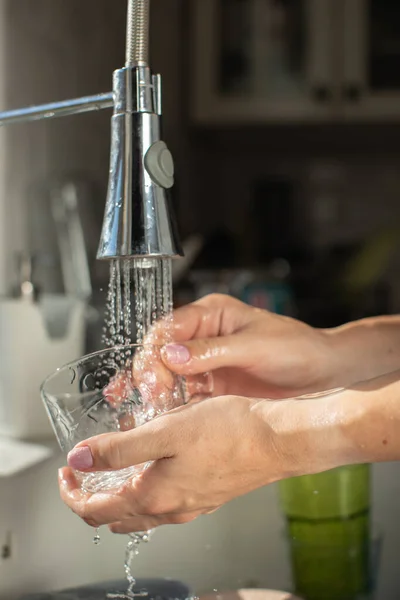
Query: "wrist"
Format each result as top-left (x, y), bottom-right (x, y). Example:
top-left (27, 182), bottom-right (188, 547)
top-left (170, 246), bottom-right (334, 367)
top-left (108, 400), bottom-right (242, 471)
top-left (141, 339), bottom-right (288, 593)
top-left (323, 315), bottom-right (400, 387)
top-left (266, 370), bottom-right (400, 480)
top-left (262, 390), bottom-right (365, 480)
top-left (337, 371), bottom-right (400, 463)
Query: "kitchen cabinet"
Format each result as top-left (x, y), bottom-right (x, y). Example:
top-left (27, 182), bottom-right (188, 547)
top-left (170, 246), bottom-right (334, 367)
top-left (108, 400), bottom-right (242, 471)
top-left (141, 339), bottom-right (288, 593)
top-left (189, 0), bottom-right (400, 124)
top-left (342, 0), bottom-right (400, 120)
top-left (189, 0), bottom-right (339, 124)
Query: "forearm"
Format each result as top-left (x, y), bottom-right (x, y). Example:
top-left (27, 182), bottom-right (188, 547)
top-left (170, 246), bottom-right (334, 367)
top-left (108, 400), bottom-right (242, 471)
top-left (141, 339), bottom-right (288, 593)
top-left (267, 370), bottom-right (400, 479)
top-left (337, 370), bottom-right (400, 463)
top-left (325, 315), bottom-right (400, 387)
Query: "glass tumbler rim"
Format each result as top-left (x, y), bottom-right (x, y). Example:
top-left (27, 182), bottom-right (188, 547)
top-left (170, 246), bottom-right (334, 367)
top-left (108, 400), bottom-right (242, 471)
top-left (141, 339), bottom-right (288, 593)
top-left (40, 342), bottom-right (168, 397)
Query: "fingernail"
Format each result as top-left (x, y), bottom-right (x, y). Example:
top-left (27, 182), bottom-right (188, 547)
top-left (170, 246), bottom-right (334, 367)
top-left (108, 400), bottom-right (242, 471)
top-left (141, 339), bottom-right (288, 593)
top-left (162, 344), bottom-right (191, 364)
top-left (67, 446), bottom-right (93, 470)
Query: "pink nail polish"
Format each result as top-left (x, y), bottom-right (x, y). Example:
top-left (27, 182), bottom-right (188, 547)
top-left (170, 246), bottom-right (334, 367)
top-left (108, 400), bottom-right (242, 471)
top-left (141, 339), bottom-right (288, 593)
top-left (163, 344), bottom-right (191, 364)
top-left (67, 446), bottom-right (93, 470)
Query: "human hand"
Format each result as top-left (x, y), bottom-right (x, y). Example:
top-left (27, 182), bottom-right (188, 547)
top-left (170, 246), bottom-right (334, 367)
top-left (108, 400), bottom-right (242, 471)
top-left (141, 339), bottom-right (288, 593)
top-left (154, 294), bottom-right (339, 399)
top-left (103, 343), bottom-right (213, 416)
top-left (59, 395), bottom-right (297, 532)
top-left (157, 295), bottom-right (400, 398)
top-left (59, 389), bottom-right (357, 533)
top-left (59, 368), bottom-right (400, 533)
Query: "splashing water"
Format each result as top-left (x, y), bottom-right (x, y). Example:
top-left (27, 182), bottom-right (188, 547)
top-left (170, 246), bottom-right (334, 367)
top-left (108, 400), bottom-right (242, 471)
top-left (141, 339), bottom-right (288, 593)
top-left (93, 528), bottom-right (101, 545)
top-left (133, 258), bottom-right (173, 343)
top-left (102, 260), bottom-right (132, 349)
top-left (102, 258), bottom-right (173, 350)
top-left (107, 533), bottom-right (152, 599)
top-left (98, 257), bottom-right (174, 597)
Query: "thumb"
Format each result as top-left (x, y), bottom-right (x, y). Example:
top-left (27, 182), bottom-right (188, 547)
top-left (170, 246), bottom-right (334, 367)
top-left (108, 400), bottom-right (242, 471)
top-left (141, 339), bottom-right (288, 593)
top-left (67, 414), bottom-right (178, 472)
top-left (160, 335), bottom-right (247, 375)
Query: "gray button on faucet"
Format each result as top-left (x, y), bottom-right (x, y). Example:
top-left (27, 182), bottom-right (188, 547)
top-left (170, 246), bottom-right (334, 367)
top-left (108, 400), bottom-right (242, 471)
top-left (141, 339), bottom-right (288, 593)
top-left (144, 140), bottom-right (174, 189)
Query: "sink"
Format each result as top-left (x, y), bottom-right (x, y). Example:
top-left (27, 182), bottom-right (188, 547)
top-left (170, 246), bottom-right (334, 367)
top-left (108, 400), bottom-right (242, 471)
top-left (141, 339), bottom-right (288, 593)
top-left (18, 578), bottom-right (192, 600)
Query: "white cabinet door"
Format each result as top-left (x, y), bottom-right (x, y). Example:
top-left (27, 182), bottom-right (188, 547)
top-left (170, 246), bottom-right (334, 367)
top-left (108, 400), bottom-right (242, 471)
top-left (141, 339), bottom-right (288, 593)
top-left (189, 0), bottom-right (338, 124)
top-left (343, 0), bottom-right (400, 120)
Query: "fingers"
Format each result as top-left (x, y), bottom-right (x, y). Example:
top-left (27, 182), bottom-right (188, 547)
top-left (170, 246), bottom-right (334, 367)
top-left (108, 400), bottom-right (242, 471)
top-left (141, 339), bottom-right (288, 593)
top-left (132, 345), bottom-right (180, 411)
top-left (171, 294), bottom-right (248, 341)
top-left (108, 505), bottom-right (221, 534)
top-left (131, 294), bottom-right (250, 395)
top-left (132, 337), bottom-right (214, 407)
top-left (104, 348), bottom-right (185, 415)
top-left (145, 294), bottom-right (249, 346)
top-left (59, 464), bottom-right (208, 528)
top-left (67, 413), bottom-right (178, 472)
top-left (160, 335), bottom-right (253, 376)
top-left (59, 466), bottom-right (166, 525)
top-left (59, 467), bottom-right (217, 531)
top-left (59, 467), bottom-right (148, 525)
top-left (185, 371), bottom-right (215, 401)
top-left (108, 511), bottom-right (199, 534)
top-left (104, 370), bottom-right (136, 410)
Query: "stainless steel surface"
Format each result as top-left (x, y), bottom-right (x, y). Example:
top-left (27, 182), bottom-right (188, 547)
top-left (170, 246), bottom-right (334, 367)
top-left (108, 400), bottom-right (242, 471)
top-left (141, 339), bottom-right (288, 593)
top-left (152, 73), bottom-right (162, 116)
top-left (0, 92), bottom-right (113, 126)
top-left (113, 66), bottom-right (155, 114)
top-left (0, 0), bottom-right (150, 126)
top-left (0, 0), bottom-right (182, 262)
top-left (97, 0), bottom-right (181, 260)
top-left (97, 66), bottom-right (182, 259)
top-left (126, 0), bottom-right (150, 66)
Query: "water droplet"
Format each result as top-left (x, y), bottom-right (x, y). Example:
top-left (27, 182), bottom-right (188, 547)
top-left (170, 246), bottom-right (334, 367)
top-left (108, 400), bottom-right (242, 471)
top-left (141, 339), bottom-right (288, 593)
top-left (93, 529), bottom-right (101, 545)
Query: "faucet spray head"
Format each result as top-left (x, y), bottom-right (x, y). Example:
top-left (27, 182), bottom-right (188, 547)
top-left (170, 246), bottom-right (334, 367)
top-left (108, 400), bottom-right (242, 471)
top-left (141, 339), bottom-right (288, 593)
top-left (96, 0), bottom-right (182, 260)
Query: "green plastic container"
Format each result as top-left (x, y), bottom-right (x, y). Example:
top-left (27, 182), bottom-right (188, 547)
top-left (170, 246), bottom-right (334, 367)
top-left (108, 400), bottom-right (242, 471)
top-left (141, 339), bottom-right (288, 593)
top-left (279, 465), bottom-right (371, 600)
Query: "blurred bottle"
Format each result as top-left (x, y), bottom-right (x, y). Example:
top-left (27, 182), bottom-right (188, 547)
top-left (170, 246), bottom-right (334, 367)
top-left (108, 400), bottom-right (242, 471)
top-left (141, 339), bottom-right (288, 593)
top-left (279, 464), bottom-right (372, 600)
top-left (238, 259), bottom-right (295, 316)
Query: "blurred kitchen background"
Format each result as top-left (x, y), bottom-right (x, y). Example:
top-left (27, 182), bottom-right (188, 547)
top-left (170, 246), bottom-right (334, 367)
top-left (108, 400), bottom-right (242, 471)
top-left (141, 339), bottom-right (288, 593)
top-left (1, 0), bottom-right (400, 598)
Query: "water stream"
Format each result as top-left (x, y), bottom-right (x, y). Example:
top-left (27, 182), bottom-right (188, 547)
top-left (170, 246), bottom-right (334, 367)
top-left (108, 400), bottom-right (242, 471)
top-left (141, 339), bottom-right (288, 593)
top-left (99, 257), bottom-right (174, 598)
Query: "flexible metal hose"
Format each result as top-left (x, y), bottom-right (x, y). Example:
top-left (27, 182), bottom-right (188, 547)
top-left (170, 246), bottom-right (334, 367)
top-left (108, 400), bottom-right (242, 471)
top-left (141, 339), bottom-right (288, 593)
top-left (126, 0), bottom-right (150, 66)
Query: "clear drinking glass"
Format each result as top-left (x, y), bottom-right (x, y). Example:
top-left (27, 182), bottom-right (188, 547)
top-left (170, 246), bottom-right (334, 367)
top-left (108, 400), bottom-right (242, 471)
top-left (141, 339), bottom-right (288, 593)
top-left (41, 343), bottom-right (213, 493)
